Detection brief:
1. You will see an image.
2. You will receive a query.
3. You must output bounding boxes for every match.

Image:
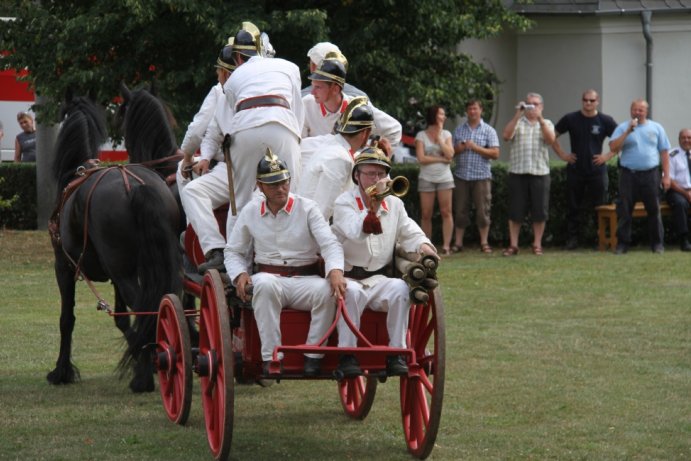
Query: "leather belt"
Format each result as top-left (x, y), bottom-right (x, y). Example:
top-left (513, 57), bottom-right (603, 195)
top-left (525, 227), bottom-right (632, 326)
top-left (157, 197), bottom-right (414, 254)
top-left (344, 266), bottom-right (391, 280)
top-left (256, 262), bottom-right (321, 277)
top-left (236, 95), bottom-right (290, 112)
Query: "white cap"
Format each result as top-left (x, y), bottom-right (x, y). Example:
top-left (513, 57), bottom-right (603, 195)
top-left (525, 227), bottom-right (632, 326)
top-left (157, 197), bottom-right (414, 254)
top-left (307, 42), bottom-right (341, 66)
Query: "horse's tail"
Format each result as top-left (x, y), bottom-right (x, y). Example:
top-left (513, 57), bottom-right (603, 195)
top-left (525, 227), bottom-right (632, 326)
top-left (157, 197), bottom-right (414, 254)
top-left (118, 182), bottom-right (182, 370)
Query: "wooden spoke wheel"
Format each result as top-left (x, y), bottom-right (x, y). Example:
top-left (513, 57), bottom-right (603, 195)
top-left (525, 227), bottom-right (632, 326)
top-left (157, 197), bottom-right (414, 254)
top-left (338, 375), bottom-right (378, 420)
top-left (400, 288), bottom-right (446, 459)
top-left (198, 270), bottom-right (234, 461)
top-left (156, 293), bottom-right (192, 425)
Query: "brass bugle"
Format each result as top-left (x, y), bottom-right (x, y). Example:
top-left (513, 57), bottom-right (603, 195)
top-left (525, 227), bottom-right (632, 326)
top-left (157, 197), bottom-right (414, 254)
top-left (365, 176), bottom-right (410, 200)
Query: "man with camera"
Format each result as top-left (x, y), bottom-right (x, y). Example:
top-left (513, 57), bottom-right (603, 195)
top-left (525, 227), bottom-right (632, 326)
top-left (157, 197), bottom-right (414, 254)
top-left (501, 93), bottom-right (556, 256)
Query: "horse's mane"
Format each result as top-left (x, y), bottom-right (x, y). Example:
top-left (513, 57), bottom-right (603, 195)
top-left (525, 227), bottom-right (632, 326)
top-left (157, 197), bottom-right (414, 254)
top-left (52, 97), bottom-right (108, 191)
top-left (119, 84), bottom-right (178, 163)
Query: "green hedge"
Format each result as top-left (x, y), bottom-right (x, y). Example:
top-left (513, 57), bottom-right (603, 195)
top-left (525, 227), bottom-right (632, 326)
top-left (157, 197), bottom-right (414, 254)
top-left (1, 162), bottom-right (672, 247)
top-left (0, 163), bottom-right (38, 230)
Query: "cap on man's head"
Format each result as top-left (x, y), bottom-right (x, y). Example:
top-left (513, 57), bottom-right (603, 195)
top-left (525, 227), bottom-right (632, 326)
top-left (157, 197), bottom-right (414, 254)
top-left (336, 96), bottom-right (374, 135)
top-left (233, 21), bottom-right (261, 58)
top-left (351, 145), bottom-right (391, 185)
top-left (257, 148), bottom-right (291, 184)
top-left (307, 42), bottom-right (341, 67)
top-left (215, 45), bottom-right (236, 73)
top-left (308, 53), bottom-right (347, 87)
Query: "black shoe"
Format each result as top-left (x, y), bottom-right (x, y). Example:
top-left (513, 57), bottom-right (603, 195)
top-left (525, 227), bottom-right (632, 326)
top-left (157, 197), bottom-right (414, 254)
top-left (303, 357), bottom-right (321, 377)
top-left (262, 360), bottom-right (282, 377)
top-left (565, 238), bottom-right (578, 251)
top-left (614, 244), bottom-right (628, 255)
top-left (337, 355), bottom-right (362, 378)
top-left (386, 355), bottom-right (408, 376)
top-left (198, 248), bottom-right (225, 274)
top-left (681, 239), bottom-right (691, 252)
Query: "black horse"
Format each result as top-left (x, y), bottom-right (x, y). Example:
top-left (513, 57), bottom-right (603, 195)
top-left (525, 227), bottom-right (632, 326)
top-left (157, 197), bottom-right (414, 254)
top-left (47, 95), bottom-right (182, 393)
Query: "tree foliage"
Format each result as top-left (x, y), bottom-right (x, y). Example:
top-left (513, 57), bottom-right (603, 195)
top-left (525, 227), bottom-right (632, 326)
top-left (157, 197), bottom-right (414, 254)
top-left (1, 0), bottom-right (530, 138)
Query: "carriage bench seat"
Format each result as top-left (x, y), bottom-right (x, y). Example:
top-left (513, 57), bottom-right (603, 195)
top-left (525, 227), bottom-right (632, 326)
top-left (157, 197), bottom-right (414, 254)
top-left (595, 201), bottom-right (671, 252)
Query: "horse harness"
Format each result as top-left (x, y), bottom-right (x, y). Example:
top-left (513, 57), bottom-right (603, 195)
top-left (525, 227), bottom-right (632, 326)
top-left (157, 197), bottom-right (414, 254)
top-left (49, 164), bottom-right (149, 312)
top-left (138, 150), bottom-right (184, 186)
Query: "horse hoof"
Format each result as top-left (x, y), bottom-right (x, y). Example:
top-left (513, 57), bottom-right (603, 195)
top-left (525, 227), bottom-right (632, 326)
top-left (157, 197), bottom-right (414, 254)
top-left (129, 377), bottom-right (155, 393)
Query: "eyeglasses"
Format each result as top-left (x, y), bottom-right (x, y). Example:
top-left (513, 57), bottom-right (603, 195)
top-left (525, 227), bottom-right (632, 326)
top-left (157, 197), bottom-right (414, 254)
top-left (582, 98), bottom-right (597, 103)
top-left (359, 171), bottom-right (388, 179)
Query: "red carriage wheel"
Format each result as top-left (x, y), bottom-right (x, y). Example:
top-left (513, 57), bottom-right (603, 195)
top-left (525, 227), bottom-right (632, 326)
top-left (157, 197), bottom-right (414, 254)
top-left (338, 375), bottom-right (378, 420)
top-left (199, 269), bottom-right (235, 461)
top-left (156, 293), bottom-right (192, 425)
top-left (400, 288), bottom-right (446, 459)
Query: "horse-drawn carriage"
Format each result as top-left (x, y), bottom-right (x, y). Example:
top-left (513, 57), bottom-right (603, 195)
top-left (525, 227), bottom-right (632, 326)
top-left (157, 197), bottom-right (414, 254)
top-left (154, 207), bottom-right (446, 460)
top-left (48, 88), bottom-right (445, 460)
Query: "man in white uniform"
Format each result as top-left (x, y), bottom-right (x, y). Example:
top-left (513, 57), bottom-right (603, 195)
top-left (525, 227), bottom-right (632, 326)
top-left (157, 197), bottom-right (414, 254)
top-left (331, 147), bottom-right (438, 377)
top-left (178, 44), bottom-right (237, 273)
top-left (299, 96), bottom-right (374, 220)
top-left (301, 41), bottom-right (367, 98)
top-left (301, 53), bottom-right (401, 155)
top-left (194, 21), bottom-right (305, 272)
top-left (225, 150), bottom-right (346, 377)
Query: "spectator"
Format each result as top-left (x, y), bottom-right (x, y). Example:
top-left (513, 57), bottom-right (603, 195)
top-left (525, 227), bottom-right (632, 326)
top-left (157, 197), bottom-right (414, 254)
top-left (664, 129), bottom-right (691, 251)
top-left (451, 99), bottom-right (500, 254)
top-left (331, 146), bottom-right (438, 378)
top-left (225, 150), bottom-right (346, 377)
top-left (14, 111), bottom-right (36, 163)
top-left (415, 105), bottom-right (454, 255)
top-left (552, 89), bottom-right (618, 250)
top-left (609, 99), bottom-right (670, 254)
top-left (501, 93), bottom-right (555, 256)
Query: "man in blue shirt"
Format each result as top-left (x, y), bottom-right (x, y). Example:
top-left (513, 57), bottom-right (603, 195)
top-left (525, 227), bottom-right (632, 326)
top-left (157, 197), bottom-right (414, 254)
top-left (609, 99), bottom-right (670, 254)
top-left (665, 129), bottom-right (691, 251)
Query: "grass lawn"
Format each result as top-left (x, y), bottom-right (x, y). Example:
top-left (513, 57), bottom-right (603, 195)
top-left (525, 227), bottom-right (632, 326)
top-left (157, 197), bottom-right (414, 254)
top-left (0, 230), bottom-right (689, 460)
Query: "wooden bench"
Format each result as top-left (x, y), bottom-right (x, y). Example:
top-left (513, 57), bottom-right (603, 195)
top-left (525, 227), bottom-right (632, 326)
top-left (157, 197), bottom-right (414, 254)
top-left (595, 201), bottom-right (671, 251)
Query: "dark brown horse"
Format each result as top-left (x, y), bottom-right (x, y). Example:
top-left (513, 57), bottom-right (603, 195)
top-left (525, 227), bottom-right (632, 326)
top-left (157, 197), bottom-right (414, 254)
top-left (47, 95), bottom-right (182, 392)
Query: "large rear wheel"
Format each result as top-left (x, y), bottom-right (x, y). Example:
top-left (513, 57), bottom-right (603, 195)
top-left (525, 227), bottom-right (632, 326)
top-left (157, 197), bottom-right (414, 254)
top-left (198, 270), bottom-right (234, 461)
top-left (400, 288), bottom-right (445, 459)
top-left (156, 293), bottom-right (192, 425)
top-left (338, 375), bottom-right (378, 420)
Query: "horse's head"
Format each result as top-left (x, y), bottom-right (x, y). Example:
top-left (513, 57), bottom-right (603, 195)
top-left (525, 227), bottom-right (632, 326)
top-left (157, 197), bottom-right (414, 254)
top-left (118, 81), bottom-right (178, 164)
top-left (52, 93), bottom-right (108, 189)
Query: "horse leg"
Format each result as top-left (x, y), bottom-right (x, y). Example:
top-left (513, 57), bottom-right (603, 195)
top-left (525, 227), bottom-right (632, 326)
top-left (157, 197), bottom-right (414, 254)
top-left (47, 253), bottom-right (81, 385)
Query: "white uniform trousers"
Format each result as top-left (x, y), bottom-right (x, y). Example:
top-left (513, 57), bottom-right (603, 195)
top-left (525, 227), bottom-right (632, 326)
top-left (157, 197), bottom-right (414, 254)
top-left (339, 277), bottom-right (410, 348)
top-left (251, 272), bottom-right (336, 361)
top-left (179, 161), bottom-right (229, 255)
top-left (227, 123), bottom-right (301, 231)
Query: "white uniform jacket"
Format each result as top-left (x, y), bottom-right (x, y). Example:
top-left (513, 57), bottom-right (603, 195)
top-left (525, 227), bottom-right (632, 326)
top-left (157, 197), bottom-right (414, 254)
top-left (199, 93), bottom-right (234, 163)
top-left (301, 93), bottom-right (402, 146)
top-left (223, 56), bottom-right (304, 138)
top-left (180, 83), bottom-right (223, 156)
top-left (331, 187), bottom-right (432, 272)
top-left (298, 133), bottom-right (354, 220)
top-left (225, 193), bottom-right (344, 282)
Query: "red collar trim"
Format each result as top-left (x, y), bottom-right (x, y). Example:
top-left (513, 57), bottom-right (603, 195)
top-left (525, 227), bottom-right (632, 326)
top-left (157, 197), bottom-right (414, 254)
top-left (354, 195), bottom-right (388, 212)
top-left (319, 98), bottom-right (348, 117)
top-left (260, 195), bottom-right (295, 216)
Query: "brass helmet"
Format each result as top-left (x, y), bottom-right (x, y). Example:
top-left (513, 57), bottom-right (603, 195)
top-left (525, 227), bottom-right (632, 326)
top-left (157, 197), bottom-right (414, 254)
top-left (308, 51), bottom-right (347, 87)
top-left (351, 145), bottom-right (391, 185)
top-left (257, 148), bottom-right (291, 184)
top-left (336, 96), bottom-right (374, 135)
top-left (215, 44), bottom-right (236, 73)
top-left (232, 21), bottom-right (261, 58)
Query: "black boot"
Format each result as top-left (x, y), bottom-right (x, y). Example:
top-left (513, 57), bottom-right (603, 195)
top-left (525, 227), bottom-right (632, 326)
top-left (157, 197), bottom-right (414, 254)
top-left (198, 248), bottom-right (225, 274)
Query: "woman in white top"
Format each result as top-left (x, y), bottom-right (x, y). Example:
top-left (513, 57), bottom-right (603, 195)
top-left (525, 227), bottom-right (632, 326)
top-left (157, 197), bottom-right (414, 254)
top-left (415, 106), bottom-right (454, 255)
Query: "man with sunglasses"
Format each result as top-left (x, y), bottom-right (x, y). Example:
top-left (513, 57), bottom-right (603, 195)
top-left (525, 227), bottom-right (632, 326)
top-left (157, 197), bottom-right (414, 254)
top-left (552, 90), bottom-right (618, 250)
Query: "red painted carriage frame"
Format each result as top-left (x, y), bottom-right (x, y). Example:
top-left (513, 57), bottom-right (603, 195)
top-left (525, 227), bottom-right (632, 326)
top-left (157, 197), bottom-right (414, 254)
top-left (153, 210), bottom-right (446, 461)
